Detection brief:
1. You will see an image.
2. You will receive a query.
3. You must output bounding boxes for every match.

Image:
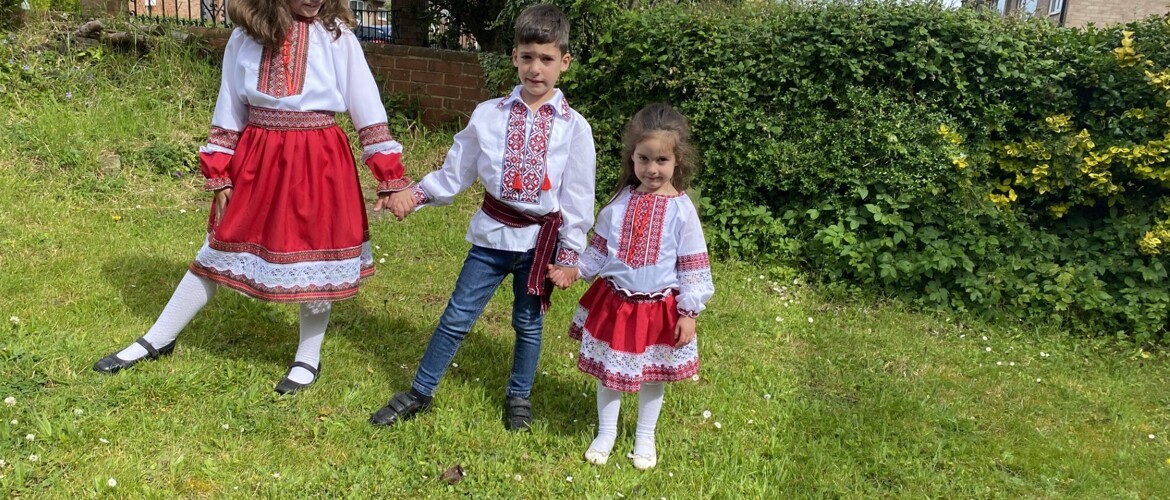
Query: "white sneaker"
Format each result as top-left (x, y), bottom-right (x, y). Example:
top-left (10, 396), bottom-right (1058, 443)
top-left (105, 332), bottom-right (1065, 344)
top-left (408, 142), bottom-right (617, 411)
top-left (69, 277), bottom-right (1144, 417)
top-left (627, 452), bottom-right (657, 470)
top-left (584, 448), bottom-right (610, 465)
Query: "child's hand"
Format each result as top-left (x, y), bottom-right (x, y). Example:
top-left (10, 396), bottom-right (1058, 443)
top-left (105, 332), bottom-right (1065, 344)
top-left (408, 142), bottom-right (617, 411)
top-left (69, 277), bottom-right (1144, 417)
top-left (214, 187), bottom-right (233, 226)
top-left (378, 190), bottom-right (417, 221)
top-left (674, 316), bottom-right (696, 347)
top-left (546, 264), bottom-right (579, 289)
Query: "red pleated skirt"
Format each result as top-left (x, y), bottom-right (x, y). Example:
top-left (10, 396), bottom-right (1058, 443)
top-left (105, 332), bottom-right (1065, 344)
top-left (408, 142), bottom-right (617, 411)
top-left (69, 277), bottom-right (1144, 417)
top-left (570, 278), bottom-right (699, 392)
top-left (190, 111), bottom-right (373, 303)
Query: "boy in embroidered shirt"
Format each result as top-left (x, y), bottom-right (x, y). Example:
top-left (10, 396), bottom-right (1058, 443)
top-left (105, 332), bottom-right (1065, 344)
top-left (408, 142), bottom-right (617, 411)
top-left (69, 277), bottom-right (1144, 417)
top-left (370, 4), bottom-right (596, 431)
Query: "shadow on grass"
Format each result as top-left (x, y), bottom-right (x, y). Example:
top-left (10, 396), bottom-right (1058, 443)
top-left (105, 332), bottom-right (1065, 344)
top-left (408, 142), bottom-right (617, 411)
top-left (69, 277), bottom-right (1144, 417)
top-left (100, 254), bottom-right (593, 437)
top-left (99, 254), bottom-right (422, 381)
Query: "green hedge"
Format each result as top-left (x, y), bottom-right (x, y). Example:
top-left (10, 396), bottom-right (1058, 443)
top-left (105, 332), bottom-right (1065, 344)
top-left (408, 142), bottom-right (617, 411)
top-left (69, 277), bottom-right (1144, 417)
top-left (557, 2), bottom-right (1170, 342)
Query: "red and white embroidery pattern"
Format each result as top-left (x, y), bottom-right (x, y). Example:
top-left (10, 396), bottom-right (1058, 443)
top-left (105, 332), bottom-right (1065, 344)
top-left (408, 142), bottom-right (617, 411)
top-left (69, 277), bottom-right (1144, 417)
top-left (258, 21), bottom-right (310, 98)
top-left (411, 185), bottom-right (431, 205)
top-left (617, 192), bottom-right (670, 269)
top-left (589, 234), bottom-right (608, 254)
top-left (209, 126), bottom-right (241, 149)
top-left (676, 253), bottom-right (710, 271)
top-left (248, 107), bottom-right (336, 130)
top-left (555, 245), bottom-right (579, 266)
top-left (499, 102), bottom-right (554, 204)
top-left (358, 124), bottom-right (393, 147)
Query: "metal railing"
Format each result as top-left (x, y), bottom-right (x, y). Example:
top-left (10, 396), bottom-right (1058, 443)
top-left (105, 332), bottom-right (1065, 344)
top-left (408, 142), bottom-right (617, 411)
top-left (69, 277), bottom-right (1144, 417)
top-left (124, 0), bottom-right (395, 40)
top-left (126, 0), bottom-right (230, 27)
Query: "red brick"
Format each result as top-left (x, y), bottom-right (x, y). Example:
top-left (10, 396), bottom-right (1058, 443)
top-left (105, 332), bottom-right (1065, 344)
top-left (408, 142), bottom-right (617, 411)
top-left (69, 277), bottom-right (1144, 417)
top-left (428, 85), bottom-right (463, 99)
top-left (417, 96), bottom-right (445, 110)
top-left (410, 71), bottom-right (444, 85)
top-left (428, 60), bottom-right (459, 73)
top-left (461, 87), bottom-right (490, 101)
top-left (445, 73), bottom-right (484, 88)
top-left (396, 58), bottom-right (430, 71)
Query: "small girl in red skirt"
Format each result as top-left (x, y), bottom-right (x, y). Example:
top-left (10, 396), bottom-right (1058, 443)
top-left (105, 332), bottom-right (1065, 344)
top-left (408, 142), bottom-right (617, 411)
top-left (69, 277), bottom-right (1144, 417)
top-left (552, 103), bottom-right (714, 470)
top-left (92, 0), bottom-right (410, 395)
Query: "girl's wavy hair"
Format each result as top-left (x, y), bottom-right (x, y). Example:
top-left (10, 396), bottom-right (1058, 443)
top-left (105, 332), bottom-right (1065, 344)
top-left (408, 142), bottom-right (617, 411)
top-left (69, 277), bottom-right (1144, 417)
top-left (228, 0), bottom-right (356, 48)
top-left (614, 103), bottom-right (700, 197)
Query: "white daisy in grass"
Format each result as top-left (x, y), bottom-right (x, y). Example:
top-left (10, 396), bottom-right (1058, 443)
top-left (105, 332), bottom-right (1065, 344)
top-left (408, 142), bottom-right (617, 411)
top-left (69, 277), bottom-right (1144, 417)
top-left (108, 478), bottom-right (117, 487)
top-left (25, 434), bottom-right (34, 441)
top-left (702, 410), bottom-right (711, 420)
top-left (28, 454), bottom-right (38, 462)
top-left (3, 396), bottom-right (14, 406)
top-left (7, 316), bottom-right (18, 326)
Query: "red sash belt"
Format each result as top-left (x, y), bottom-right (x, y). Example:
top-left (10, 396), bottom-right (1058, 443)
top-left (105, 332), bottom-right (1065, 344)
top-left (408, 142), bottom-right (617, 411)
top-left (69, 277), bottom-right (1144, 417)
top-left (481, 195), bottom-right (562, 313)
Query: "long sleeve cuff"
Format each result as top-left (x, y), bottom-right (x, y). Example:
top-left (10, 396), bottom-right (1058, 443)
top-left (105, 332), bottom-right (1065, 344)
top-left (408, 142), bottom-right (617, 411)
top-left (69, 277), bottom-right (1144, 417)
top-left (366, 151), bottom-right (412, 194)
top-left (411, 184), bottom-right (431, 206)
top-left (554, 242), bottom-right (580, 267)
top-left (199, 151), bottom-right (233, 191)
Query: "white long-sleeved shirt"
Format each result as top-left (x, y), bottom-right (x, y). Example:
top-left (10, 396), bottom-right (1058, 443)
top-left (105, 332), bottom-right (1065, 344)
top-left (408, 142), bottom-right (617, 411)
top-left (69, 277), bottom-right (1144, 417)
top-left (412, 86), bottom-right (597, 264)
top-left (199, 23), bottom-right (405, 190)
top-left (578, 187), bottom-right (715, 317)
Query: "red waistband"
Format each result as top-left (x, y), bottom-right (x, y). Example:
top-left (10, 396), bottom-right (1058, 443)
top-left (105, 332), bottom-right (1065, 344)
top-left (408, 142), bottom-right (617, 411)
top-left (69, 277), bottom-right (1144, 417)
top-left (247, 107), bottom-right (336, 130)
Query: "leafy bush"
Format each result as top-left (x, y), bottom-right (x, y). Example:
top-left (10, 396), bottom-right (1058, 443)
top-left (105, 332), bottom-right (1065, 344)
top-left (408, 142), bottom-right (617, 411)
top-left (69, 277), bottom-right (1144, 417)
top-left (561, 1), bottom-right (1170, 341)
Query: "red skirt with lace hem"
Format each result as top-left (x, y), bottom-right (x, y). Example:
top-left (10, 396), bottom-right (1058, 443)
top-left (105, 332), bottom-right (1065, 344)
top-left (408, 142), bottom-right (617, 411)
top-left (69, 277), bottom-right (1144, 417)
top-left (569, 278), bottom-right (700, 392)
top-left (190, 115), bottom-right (374, 303)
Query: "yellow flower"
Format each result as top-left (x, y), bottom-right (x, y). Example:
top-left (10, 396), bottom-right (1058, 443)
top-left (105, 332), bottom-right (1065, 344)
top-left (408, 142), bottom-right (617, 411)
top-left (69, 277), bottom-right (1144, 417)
top-left (952, 155), bottom-right (968, 170)
top-left (1045, 114), bottom-right (1072, 132)
top-left (1114, 31), bottom-right (1143, 68)
top-left (1139, 231), bottom-right (1163, 255)
top-left (111, 215), bottom-right (122, 222)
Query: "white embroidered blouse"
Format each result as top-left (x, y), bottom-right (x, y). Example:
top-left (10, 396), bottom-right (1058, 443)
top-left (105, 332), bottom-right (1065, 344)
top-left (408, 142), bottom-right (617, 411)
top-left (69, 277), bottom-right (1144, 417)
top-left (411, 86), bottom-right (597, 264)
top-left (579, 187), bottom-right (715, 318)
top-left (198, 22), bottom-right (407, 192)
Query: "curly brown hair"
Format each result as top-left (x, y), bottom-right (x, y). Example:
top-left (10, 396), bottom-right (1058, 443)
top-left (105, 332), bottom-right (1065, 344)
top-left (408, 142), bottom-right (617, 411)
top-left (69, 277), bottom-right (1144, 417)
top-left (613, 103), bottom-right (700, 198)
top-left (228, 0), bottom-right (356, 48)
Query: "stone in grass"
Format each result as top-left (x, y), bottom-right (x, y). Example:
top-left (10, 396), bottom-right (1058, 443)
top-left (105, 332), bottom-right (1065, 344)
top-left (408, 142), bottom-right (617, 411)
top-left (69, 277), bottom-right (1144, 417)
top-left (440, 464), bottom-right (464, 485)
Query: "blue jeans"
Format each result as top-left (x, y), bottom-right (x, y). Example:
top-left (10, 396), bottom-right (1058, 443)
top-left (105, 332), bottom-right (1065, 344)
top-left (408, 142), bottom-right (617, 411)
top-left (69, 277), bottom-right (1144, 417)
top-left (412, 245), bottom-right (545, 399)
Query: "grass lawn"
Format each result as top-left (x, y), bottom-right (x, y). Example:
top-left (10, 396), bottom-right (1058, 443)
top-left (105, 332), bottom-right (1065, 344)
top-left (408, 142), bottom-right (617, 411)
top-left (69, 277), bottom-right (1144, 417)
top-left (1, 16), bottom-right (1170, 498)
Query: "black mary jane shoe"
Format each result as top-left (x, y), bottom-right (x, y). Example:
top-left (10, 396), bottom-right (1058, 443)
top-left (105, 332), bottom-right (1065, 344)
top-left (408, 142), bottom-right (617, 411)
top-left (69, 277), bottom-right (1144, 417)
top-left (274, 361), bottom-right (321, 395)
top-left (503, 396), bottom-right (534, 432)
top-left (370, 390), bottom-right (433, 427)
top-left (93, 337), bottom-right (177, 374)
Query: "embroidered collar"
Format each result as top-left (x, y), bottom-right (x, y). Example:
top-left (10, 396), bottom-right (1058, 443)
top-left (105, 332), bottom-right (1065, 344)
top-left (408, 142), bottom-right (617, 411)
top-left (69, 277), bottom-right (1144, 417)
top-left (497, 85), bottom-right (572, 120)
top-left (629, 186), bottom-right (685, 198)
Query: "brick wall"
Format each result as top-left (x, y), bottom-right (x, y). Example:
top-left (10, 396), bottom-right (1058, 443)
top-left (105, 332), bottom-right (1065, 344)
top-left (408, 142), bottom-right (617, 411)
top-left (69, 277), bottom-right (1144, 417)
top-left (1001, 0), bottom-right (1168, 26)
top-left (1063, 0), bottom-right (1169, 27)
top-left (186, 27), bottom-right (490, 127)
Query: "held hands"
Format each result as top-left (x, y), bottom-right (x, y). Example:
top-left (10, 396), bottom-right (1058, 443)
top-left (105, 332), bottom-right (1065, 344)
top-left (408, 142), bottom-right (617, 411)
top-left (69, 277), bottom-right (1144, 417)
top-left (674, 316), bottom-right (697, 347)
top-left (214, 187), bottom-right (233, 226)
top-left (373, 189), bottom-right (417, 221)
top-left (546, 264), bottom-right (579, 289)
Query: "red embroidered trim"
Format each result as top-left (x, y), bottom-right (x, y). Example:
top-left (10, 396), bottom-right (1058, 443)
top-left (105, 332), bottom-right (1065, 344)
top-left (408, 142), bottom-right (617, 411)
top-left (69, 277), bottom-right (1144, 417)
top-left (602, 278), bottom-right (676, 304)
top-left (618, 191), bottom-right (669, 269)
top-left (376, 178), bottom-right (413, 193)
top-left (204, 178), bottom-right (232, 191)
top-left (258, 21), bottom-right (309, 98)
top-left (358, 124), bottom-right (393, 147)
top-left (677, 253), bottom-right (710, 271)
top-left (555, 246), bottom-right (579, 266)
top-left (208, 127), bottom-right (240, 149)
top-left (207, 237), bottom-right (364, 264)
top-left (411, 185), bottom-right (430, 205)
top-left (500, 102), bottom-right (554, 204)
top-left (589, 234), bottom-right (608, 253)
top-left (577, 357), bottom-right (699, 393)
top-left (189, 262), bottom-right (373, 303)
top-left (247, 107), bottom-right (336, 130)
top-left (678, 309), bottom-right (700, 318)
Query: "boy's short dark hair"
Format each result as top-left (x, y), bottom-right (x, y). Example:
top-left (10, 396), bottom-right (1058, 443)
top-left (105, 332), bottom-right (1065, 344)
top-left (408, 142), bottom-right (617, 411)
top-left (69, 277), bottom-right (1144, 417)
top-left (513, 4), bottom-right (570, 54)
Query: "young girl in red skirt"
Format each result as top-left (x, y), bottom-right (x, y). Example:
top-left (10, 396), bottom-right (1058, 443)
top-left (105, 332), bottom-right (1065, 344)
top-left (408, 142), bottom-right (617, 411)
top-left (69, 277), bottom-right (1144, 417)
top-left (552, 103), bottom-right (714, 470)
top-left (92, 0), bottom-right (410, 394)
